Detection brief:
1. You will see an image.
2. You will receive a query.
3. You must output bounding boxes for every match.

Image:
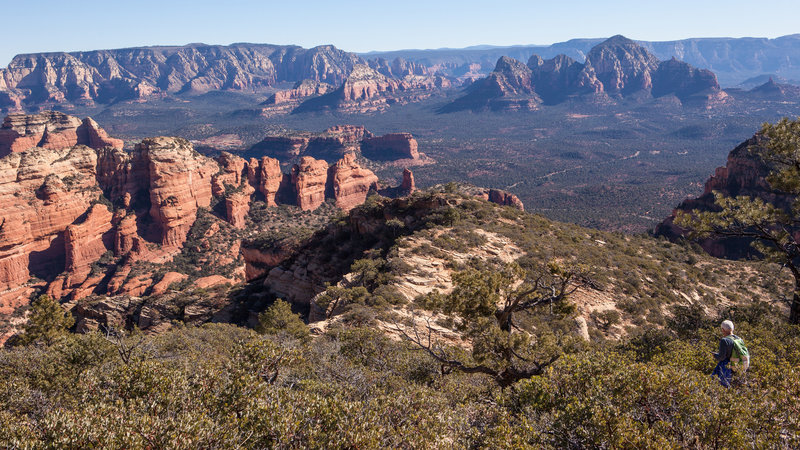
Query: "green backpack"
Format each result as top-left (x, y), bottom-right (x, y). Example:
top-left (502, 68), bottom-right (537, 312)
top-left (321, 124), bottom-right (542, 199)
top-left (729, 335), bottom-right (750, 372)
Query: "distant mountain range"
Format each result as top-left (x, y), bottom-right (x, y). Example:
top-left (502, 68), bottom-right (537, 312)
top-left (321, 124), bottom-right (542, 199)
top-left (440, 36), bottom-right (729, 112)
top-left (363, 34), bottom-right (800, 87)
top-left (1, 34), bottom-right (799, 113)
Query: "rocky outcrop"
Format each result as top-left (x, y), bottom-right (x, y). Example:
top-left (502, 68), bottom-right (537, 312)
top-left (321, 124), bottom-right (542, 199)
top-left (72, 286), bottom-right (234, 334)
top-left (139, 137), bottom-right (216, 247)
top-left (292, 156), bottom-right (329, 210)
top-left (581, 35), bottom-right (660, 96)
top-left (368, 57), bottom-right (429, 78)
top-left (260, 80), bottom-right (334, 116)
top-left (0, 113), bottom-right (417, 322)
top-left (242, 245), bottom-right (296, 281)
top-left (248, 135), bottom-right (311, 160)
top-left (294, 64), bottom-right (448, 114)
top-left (80, 118), bottom-right (125, 151)
top-left (264, 79), bottom-right (333, 105)
top-left (247, 125), bottom-right (376, 163)
top-left (225, 190), bottom-right (253, 229)
top-left (151, 272), bottom-right (188, 296)
top-left (0, 112), bottom-right (123, 157)
top-left (652, 58), bottom-right (728, 106)
top-left (212, 152), bottom-right (248, 197)
top-left (63, 204), bottom-right (114, 281)
top-left (401, 168), bottom-right (415, 194)
top-left (440, 56), bottom-right (541, 112)
top-left (330, 153), bottom-right (379, 210)
top-left (481, 189), bottom-right (525, 211)
top-left (361, 133), bottom-right (419, 160)
top-left (655, 135), bottom-right (784, 258)
top-left (258, 156), bottom-right (286, 207)
top-left (743, 78), bottom-right (800, 101)
top-left (0, 44), bottom-right (362, 109)
top-left (528, 54), bottom-right (587, 104)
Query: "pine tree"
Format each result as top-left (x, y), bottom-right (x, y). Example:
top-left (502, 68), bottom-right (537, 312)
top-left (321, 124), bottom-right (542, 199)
top-left (677, 117), bottom-right (800, 323)
top-left (256, 299), bottom-right (310, 341)
top-left (18, 295), bottom-right (75, 345)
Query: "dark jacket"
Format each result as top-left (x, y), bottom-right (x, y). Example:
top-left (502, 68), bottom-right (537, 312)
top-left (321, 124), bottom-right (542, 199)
top-left (713, 334), bottom-right (738, 362)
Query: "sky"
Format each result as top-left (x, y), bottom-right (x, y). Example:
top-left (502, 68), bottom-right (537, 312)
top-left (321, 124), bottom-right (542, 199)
top-left (1, 0), bottom-right (798, 66)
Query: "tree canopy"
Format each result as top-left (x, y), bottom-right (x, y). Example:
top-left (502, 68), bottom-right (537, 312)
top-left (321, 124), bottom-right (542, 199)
top-left (677, 117), bottom-right (800, 323)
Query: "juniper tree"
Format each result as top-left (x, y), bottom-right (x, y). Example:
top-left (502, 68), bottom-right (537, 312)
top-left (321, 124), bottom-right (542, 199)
top-left (400, 261), bottom-right (592, 388)
top-left (676, 117), bottom-right (800, 323)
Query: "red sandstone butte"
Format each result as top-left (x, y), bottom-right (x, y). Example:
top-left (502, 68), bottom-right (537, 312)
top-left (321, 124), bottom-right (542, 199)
top-left (292, 156), bottom-right (329, 210)
top-left (361, 133), bottom-right (419, 160)
top-left (481, 189), bottom-right (525, 211)
top-left (139, 137), bottom-right (216, 248)
top-left (226, 187), bottom-right (255, 229)
top-left (330, 153), bottom-right (379, 211)
top-left (258, 156), bottom-right (285, 207)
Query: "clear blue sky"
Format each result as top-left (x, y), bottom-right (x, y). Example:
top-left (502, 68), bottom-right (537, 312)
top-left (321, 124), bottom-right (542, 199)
top-left (2, 0), bottom-right (798, 66)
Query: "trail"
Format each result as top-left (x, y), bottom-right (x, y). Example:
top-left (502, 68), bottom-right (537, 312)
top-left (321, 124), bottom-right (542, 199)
top-left (504, 150), bottom-right (642, 189)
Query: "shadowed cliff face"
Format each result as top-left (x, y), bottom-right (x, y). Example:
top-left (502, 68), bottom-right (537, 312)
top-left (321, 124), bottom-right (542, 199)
top-left (443, 35), bottom-right (726, 111)
top-left (439, 56), bottom-right (541, 112)
top-left (582, 35), bottom-right (661, 95)
top-left (655, 136), bottom-right (792, 258)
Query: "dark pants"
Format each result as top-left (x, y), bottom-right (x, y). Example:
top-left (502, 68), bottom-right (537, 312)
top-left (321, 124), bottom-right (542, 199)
top-left (712, 360), bottom-right (732, 387)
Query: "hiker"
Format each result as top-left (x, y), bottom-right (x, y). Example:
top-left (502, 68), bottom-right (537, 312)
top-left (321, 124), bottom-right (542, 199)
top-left (711, 320), bottom-right (749, 387)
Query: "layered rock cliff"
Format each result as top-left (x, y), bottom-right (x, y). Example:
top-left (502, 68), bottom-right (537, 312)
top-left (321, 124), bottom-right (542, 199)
top-left (248, 125), bottom-right (421, 163)
top-left (292, 156), bottom-right (330, 211)
top-left (260, 80), bottom-right (334, 116)
top-left (330, 153), bottom-right (379, 210)
top-left (0, 112), bottom-right (410, 314)
top-left (294, 64), bottom-right (449, 113)
top-left (140, 137), bottom-right (217, 247)
top-left (0, 111), bottom-right (123, 157)
top-left (0, 144), bottom-right (104, 313)
top-left (0, 44), bottom-right (362, 109)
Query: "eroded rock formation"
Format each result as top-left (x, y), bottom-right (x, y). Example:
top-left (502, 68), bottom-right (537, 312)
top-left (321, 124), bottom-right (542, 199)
top-left (443, 35), bottom-right (727, 111)
top-left (441, 56), bottom-right (541, 112)
top-left (0, 111), bottom-right (422, 323)
top-left (0, 44), bottom-right (362, 109)
top-left (140, 137), bottom-right (216, 247)
top-left (361, 133), bottom-right (419, 160)
top-left (248, 125), bottom-right (422, 163)
top-left (0, 112), bottom-right (123, 157)
top-left (292, 156), bottom-right (329, 210)
top-left (294, 64), bottom-right (448, 113)
top-left (655, 135), bottom-right (784, 258)
top-left (0, 144), bottom-right (103, 312)
top-left (481, 189), bottom-right (525, 211)
top-left (330, 153), bottom-right (379, 210)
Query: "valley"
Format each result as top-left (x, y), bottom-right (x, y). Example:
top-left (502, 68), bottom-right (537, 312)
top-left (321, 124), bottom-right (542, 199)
top-left (2, 26), bottom-right (800, 447)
